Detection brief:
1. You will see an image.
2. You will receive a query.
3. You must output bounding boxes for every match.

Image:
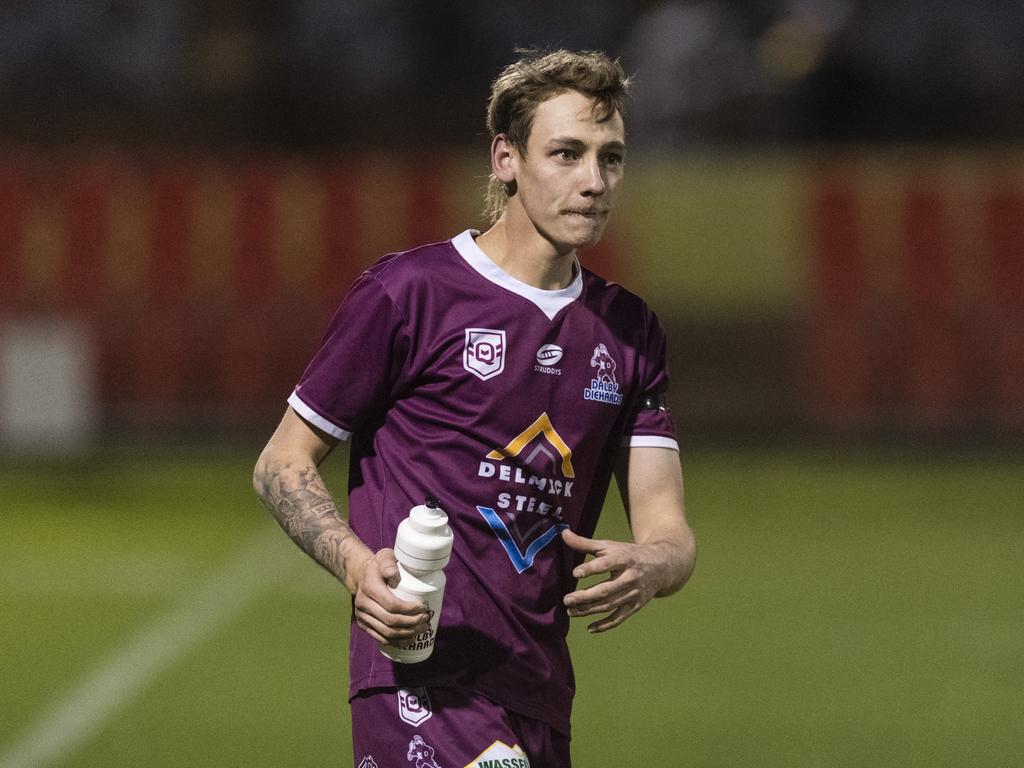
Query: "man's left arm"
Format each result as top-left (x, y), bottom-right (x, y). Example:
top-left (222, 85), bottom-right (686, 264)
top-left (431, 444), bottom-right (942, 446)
top-left (562, 446), bottom-right (696, 633)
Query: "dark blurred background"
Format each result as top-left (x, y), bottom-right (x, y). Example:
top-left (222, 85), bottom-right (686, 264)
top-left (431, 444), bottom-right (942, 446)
top-left (4, 0), bottom-right (1024, 149)
top-left (1, 0), bottom-right (1023, 449)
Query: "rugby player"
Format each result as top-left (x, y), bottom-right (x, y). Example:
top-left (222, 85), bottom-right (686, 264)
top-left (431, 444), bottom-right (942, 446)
top-left (254, 48), bottom-right (696, 767)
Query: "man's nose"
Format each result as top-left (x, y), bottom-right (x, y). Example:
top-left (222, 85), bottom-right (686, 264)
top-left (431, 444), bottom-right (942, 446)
top-left (580, 157), bottom-right (606, 196)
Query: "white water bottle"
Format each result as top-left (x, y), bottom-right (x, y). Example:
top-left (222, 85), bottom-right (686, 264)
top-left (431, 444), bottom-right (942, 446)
top-left (379, 495), bottom-right (454, 663)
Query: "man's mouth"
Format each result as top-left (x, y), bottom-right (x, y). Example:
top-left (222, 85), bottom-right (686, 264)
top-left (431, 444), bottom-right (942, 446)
top-left (562, 209), bottom-right (606, 217)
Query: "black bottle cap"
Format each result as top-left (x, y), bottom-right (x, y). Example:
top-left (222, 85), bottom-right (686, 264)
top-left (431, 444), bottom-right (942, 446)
top-left (425, 495), bottom-right (440, 509)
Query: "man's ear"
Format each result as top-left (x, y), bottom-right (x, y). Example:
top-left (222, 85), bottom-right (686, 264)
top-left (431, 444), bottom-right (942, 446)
top-left (491, 133), bottom-right (517, 184)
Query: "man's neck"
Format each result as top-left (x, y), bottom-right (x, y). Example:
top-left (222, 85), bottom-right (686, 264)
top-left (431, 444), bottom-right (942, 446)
top-left (475, 214), bottom-right (576, 291)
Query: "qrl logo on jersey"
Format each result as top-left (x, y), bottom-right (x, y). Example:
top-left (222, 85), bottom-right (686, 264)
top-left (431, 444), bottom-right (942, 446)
top-left (464, 328), bottom-right (506, 381)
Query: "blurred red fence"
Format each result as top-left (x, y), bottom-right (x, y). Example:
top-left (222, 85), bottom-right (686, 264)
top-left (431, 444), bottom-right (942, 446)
top-left (1, 149), bottom-right (1022, 437)
top-left (0, 150), bottom-right (624, 433)
top-left (0, 151), bottom-right (454, 429)
top-left (807, 158), bottom-right (1024, 433)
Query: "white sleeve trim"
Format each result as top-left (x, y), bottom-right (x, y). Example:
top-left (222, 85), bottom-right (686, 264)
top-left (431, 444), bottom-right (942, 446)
top-left (623, 435), bottom-right (680, 451)
top-left (287, 391), bottom-right (352, 441)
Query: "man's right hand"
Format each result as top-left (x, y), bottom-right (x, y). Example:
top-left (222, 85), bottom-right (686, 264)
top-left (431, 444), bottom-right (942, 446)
top-left (352, 548), bottom-right (431, 645)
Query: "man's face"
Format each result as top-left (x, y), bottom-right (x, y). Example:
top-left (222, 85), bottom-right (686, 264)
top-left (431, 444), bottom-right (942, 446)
top-left (511, 90), bottom-right (625, 255)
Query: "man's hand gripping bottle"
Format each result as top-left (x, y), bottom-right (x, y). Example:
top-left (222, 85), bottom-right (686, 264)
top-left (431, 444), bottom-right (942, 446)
top-left (379, 496), bottom-right (454, 663)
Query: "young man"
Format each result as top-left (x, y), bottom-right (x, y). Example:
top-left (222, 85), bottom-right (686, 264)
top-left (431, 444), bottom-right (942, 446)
top-left (253, 49), bottom-right (696, 767)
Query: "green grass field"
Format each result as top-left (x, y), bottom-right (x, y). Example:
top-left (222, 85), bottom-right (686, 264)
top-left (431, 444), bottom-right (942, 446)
top-left (2, 444), bottom-right (1021, 767)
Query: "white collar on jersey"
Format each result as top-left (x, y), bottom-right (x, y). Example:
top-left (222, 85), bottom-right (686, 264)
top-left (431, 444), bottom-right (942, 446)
top-left (451, 229), bottom-right (583, 321)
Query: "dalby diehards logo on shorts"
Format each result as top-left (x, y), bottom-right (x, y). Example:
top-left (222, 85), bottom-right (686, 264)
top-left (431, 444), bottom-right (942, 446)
top-left (475, 413), bottom-right (573, 573)
top-left (407, 735), bottom-right (442, 768)
top-left (584, 343), bottom-right (623, 405)
top-left (464, 328), bottom-right (506, 381)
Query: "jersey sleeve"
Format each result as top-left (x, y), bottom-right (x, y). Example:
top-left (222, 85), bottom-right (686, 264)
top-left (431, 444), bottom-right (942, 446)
top-left (287, 273), bottom-right (410, 440)
top-left (624, 307), bottom-right (678, 451)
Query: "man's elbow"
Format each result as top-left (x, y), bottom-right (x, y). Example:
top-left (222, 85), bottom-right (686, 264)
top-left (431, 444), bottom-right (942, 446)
top-left (252, 445), bottom-right (279, 505)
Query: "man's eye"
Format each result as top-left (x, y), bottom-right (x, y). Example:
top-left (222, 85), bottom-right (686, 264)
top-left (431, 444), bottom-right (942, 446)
top-left (555, 149), bottom-right (577, 161)
top-left (603, 153), bottom-right (623, 167)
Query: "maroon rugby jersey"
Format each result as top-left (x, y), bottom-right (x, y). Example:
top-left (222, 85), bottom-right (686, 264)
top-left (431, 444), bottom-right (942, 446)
top-left (288, 229), bottom-right (677, 735)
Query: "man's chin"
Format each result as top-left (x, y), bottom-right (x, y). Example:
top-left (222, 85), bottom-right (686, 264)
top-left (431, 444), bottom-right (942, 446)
top-left (569, 227), bottom-right (607, 252)
top-left (538, 219), bottom-right (608, 255)
top-left (562, 218), bottom-right (608, 250)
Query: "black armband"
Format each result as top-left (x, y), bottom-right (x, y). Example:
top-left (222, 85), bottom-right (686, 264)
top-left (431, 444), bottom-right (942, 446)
top-left (637, 392), bottom-right (668, 412)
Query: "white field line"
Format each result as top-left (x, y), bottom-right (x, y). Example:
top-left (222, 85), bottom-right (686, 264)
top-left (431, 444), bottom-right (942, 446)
top-left (0, 528), bottom-right (295, 768)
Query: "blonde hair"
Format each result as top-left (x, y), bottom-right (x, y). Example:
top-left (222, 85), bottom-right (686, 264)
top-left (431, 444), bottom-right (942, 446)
top-left (483, 49), bottom-right (631, 224)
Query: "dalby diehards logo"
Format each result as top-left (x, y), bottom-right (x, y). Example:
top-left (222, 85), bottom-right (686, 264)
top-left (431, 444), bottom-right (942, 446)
top-left (476, 413), bottom-right (573, 573)
top-left (464, 328), bottom-right (506, 381)
top-left (408, 735), bottom-right (442, 768)
top-left (584, 343), bottom-right (623, 405)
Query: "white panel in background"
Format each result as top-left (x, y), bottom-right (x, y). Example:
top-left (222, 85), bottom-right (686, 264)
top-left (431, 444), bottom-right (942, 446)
top-left (0, 317), bottom-right (98, 452)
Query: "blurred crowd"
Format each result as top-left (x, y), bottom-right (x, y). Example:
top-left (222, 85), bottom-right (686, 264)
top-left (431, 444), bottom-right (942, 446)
top-left (1, 0), bottom-right (1023, 151)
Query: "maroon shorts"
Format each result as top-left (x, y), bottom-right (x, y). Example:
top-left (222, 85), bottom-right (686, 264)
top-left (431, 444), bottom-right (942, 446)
top-left (350, 686), bottom-right (571, 768)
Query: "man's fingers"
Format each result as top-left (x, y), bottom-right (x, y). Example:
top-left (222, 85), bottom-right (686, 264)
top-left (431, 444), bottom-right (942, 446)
top-left (356, 586), bottom-right (428, 623)
top-left (563, 537), bottom-right (675, 634)
top-left (567, 599), bottom-right (615, 618)
top-left (571, 553), bottom-right (621, 580)
top-left (587, 604), bottom-right (638, 634)
top-left (354, 613), bottom-right (391, 645)
top-left (380, 567), bottom-right (399, 587)
top-left (372, 549), bottom-right (401, 585)
top-left (566, 591), bottom-right (638, 618)
top-left (564, 576), bottom-right (622, 607)
top-left (560, 528), bottom-right (606, 555)
top-left (360, 561), bottom-right (425, 617)
top-left (352, 550), bottom-right (433, 645)
top-left (565, 585), bottom-right (640, 617)
top-left (352, 548), bottom-right (437, 644)
top-left (354, 586), bottom-right (430, 630)
top-left (356, 609), bottom-right (428, 643)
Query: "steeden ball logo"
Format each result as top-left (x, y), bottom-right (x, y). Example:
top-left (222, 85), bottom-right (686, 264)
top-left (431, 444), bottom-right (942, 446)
top-left (536, 344), bottom-right (563, 366)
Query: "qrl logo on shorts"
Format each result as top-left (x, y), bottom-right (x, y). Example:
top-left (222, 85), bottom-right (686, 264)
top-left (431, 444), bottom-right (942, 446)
top-left (464, 328), bottom-right (506, 381)
top-left (398, 687), bottom-right (433, 726)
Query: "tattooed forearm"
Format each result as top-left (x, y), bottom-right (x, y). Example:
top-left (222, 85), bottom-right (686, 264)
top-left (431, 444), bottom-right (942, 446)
top-left (312, 527), bottom-right (352, 577)
top-left (253, 460), bottom-right (363, 591)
